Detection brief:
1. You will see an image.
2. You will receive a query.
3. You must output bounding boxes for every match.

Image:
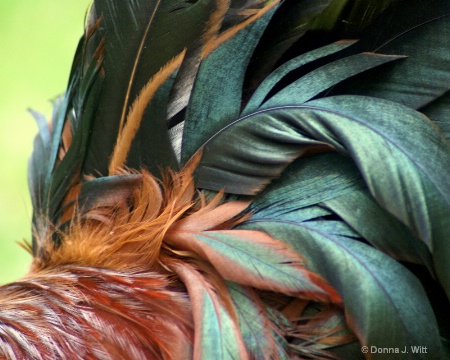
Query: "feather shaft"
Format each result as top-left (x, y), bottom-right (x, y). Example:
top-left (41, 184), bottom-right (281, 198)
top-left (109, 50), bottom-right (186, 174)
top-left (202, 0), bottom-right (280, 58)
top-left (117, 0), bottom-right (162, 135)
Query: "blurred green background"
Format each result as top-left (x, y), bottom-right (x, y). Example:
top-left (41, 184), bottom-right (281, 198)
top-left (0, 1), bottom-right (92, 284)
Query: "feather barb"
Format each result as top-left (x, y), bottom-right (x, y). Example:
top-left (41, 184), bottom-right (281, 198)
top-left (108, 50), bottom-right (186, 174)
top-left (202, 0), bottom-right (280, 58)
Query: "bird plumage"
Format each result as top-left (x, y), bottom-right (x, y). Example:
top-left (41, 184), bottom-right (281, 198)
top-left (1, 0), bottom-right (449, 359)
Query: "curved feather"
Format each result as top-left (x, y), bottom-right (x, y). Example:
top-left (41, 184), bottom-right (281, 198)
top-left (250, 153), bottom-right (433, 269)
top-left (323, 188), bottom-right (434, 269)
top-left (243, 220), bottom-right (443, 360)
top-left (195, 95), bottom-right (450, 298)
top-left (21, 1), bottom-right (450, 359)
top-left (181, 1), bottom-right (279, 162)
top-left (260, 53), bottom-right (405, 109)
top-left (172, 263), bottom-right (249, 360)
top-left (83, 0), bottom-right (221, 175)
top-left (329, 1), bottom-right (450, 110)
top-left (243, 40), bottom-right (357, 114)
top-left (243, 0), bottom-right (334, 95)
top-left (168, 228), bottom-right (341, 302)
top-left (29, 22), bottom-right (104, 253)
top-left (226, 283), bottom-right (287, 359)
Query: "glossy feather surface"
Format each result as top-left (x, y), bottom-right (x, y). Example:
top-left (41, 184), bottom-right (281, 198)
top-left (1, 0), bottom-right (449, 359)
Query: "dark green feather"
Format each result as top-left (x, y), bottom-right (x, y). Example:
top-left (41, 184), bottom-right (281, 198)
top-left (83, 0), bottom-right (220, 175)
top-left (242, 220), bottom-right (443, 360)
top-left (260, 53), bottom-right (405, 108)
top-left (243, 40), bottom-right (357, 114)
top-left (329, 1), bottom-right (450, 109)
top-left (244, 0), bottom-right (334, 95)
top-left (181, 4), bottom-right (278, 162)
top-left (26, 1), bottom-right (450, 357)
top-left (322, 189), bottom-right (434, 269)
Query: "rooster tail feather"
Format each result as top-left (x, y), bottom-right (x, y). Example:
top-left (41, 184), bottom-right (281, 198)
top-left (20, 0), bottom-right (450, 358)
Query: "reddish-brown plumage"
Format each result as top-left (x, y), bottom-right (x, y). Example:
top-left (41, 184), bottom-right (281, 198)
top-left (4, 0), bottom-right (448, 357)
top-left (0, 267), bottom-right (192, 359)
top-left (1, 158), bottom-right (343, 359)
top-left (0, 3), bottom-right (353, 357)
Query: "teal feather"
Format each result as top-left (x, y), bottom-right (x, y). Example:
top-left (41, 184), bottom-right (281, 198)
top-left (21, 0), bottom-right (450, 358)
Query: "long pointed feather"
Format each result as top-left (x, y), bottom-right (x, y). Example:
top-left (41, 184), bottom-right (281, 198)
top-left (171, 263), bottom-right (249, 360)
top-left (243, 220), bottom-right (443, 359)
top-left (167, 0), bottom-right (231, 120)
top-left (167, 228), bottom-right (341, 303)
top-left (181, 2), bottom-right (279, 162)
top-left (109, 51), bottom-right (186, 174)
top-left (116, 1), bottom-right (162, 135)
top-left (84, 0), bottom-right (223, 175)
